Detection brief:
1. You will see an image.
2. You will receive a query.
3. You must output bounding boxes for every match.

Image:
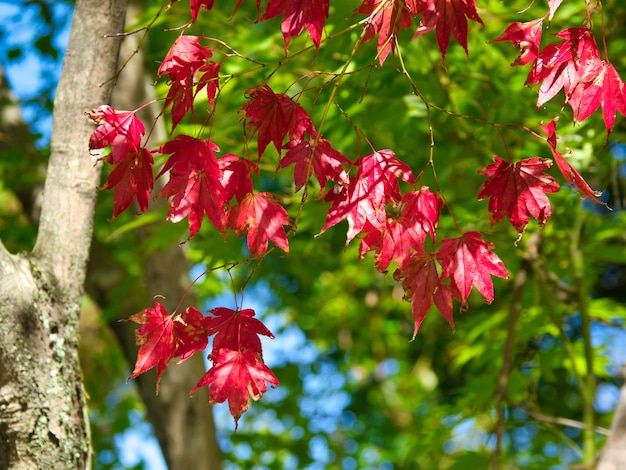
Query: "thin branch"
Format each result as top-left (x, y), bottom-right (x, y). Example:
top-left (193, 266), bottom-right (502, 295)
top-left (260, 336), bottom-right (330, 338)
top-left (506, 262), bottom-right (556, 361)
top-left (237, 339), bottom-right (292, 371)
top-left (507, 398), bottom-right (609, 436)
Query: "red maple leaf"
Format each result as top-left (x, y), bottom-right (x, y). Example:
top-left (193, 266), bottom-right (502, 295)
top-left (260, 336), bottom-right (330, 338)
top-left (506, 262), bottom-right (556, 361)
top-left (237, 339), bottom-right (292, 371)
top-left (101, 146), bottom-right (154, 218)
top-left (196, 61), bottom-right (222, 110)
top-left (86, 105), bottom-right (145, 152)
top-left (191, 348), bottom-right (279, 428)
top-left (227, 192), bottom-right (292, 256)
top-left (191, 307), bottom-right (278, 428)
top-left (394, 252), bottom-right (453, 338)
top-left (157, 136), bottom-right (227, 235)
top-left (542, 120), bottom-right (605, 206)
top-left (218, 154), bottom-right (259, 202)
top-left (241, 84), bottom-right (315, 157)
top-left (478, 156), bottom-right (560, 234)
top-left (356, 0), bottom-right (415, 65)
top-left (400, 187), bottom-right (441, 243)
top-left (260, 0), bottom-right (329, 50)
top-left (567, 60), bottom-right (626, 136)
top-left (359, 218), bottom-right (425, 272)
top-left (526, 28), bottom-right (601, 108)
top-left (491, 18), bottom-right (543, 66)
top-left (173, 307), bottom-right (211, 363)
top-left (437, 231), bottom-right (508, 308)
top-left (128, 301), bottom-right (176, 393)
top-left (158, 36), bottom-right (212, 84)
top-left (320, 149), bottom-right (414, 243)
top-left (359, 187), bottom-right (441, 270)
top-left (413, 0), bottom-right (484, 60)
top-left (207, 307), bottom-right (275, 353)
top-left (280, 137), bottom-right (350, 191)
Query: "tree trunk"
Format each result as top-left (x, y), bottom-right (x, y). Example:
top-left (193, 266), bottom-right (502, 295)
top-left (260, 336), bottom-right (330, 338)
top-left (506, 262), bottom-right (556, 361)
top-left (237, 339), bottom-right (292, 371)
top-left (0, 0), bottom-right (128, 468)
top-left (597, 364), bottom-right (626, 470)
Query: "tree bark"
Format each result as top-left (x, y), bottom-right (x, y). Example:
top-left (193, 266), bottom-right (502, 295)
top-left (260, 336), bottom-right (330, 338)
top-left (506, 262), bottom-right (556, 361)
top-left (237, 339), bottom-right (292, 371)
top-left (0, 0), bottom-right (128, 468)
top-left (597, 364), bottom-right (626, 470)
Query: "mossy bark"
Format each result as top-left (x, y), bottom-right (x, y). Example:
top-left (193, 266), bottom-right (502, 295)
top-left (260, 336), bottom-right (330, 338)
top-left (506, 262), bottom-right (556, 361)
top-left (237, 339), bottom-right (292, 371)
top-left (0, 0), bottom-right (128, 467)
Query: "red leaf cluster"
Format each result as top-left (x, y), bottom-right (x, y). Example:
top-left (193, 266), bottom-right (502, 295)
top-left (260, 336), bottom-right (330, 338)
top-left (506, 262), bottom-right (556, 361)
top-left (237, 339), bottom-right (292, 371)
top-left (85, 105), bottom-right (153, 218)
top-left (495, 20), bottom-right (626, 136)
top-left (357, 0), bottom-right (484, 65)
top-left (261, 0), bottom-right (330, 50)
top-left (129, 303), bottom-right (278, 428)
top-left (158, 36), bottom-right (221, 130)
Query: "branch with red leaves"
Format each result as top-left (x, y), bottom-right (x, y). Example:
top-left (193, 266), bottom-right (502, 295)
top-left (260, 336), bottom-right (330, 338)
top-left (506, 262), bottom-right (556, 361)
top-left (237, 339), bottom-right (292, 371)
top-left (84, 0), bottom-right (625, 427)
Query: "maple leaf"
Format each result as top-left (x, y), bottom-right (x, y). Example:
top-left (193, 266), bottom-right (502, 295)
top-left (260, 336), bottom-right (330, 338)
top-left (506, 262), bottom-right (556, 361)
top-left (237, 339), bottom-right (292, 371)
top-left (356, 0), bottom-right (415, 65)
top-left (207, 307), bottom-right (275, 354)
top-left (413, 0), bottom-right (484, 60)
top-left (164, 75), bottom-right (196, 131)
top-left (261, 0), bottom-right (329, 50)
top-left (173, 307), bottom-right (211, 363)
top-left (157, 135), bottom-right (227, 235)
top-left (158, 36), bottom-right (212, 83)
top-left (567, 60), bottom-right (626, 136)
top-left (400, 187), bottom-right (441, 243)
top-left (320, 149), bottom-right (414, 243)
top-left (541, 120), bottom-right (606, 205)
top-left (191, 348), bottom-right (279, 428)
top-left (189, 0), bottom-right (214, 22)
top-left (436, 231), bottom-right (508, 308)
top-left (86, 105), bottom-right (145, 153)
top-left (241, 84), bottom-right (315, 157)
top-left (491, 18), bottom-right (543, 66)
top-left (227, 192), bottom-right (292, 256)
top-left (526, 28), bottom-right (601, 108)
top-left (280, 137), bottom-right (350, 191)
top-left (101, 146), bottom-right (154, 218)
top-left (359, 218), bottom-right (425, 272)
top-left (393, 252), bottom-right (453, 338)
top-left (478, 156), bottom-right (560, 234)
top-left (191, 307), bottom-right (278, 428)
top-left (218, 154), bottom-right (259, 202)
top-left (196, 61), bottom-right (222, 110)
top-left (359, 187), bottom-right (441, 271)
top-left (128, 301), bottom-right (176, 394)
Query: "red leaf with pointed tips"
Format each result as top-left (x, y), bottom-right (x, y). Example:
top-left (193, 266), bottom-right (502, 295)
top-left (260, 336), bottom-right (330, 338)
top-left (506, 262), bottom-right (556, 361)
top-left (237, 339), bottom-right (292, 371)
top-left (478, 156), bottom-right (560, 233)
top-left (227, 192), bottom-right (291, 256)
top-left (158, 36), bottom-right (212, 83)
top-left (128, 301), bottom-right (176, 394)
top-left (241, 85), bottom-right (315, 157)
top-left (157, 136), bottom-right (227, 235)
top-left (261, 0), bottom-right (329, 49)
top-left (102, 147), bottom-right (154, 218)
top-left (174, 307), bottom-right (211, 363)
top-left (437, 232), bottom-right (508, 308)
top-left (542, 120), bottom-right (605, 205)
top-left (414, 0), bottom-right (484, 60)
top-left (394, 252), bottom-right (453, 338)
top-left (320, 149), bottom-right (414, 243)
top-left (86, 105), bottom-right (145, 153)
top-left (280, 138), bottom-right (350, 191)
top-left (548, 0), bottom-right (563, 21)
top-left (567, 60), bottom-right (626, 136)
top-left (356, 0), bottom-right (415, 65)
top-left (191, 307), bottom-right (278, 428)
top-left (208, 307), bottom-right (275, 353)
top-left (491, 18), bottom-right (543, 66)
top-left (192, 348), bottom-right (279, 428)
top-left (218, 154), bottom-right (259, 202)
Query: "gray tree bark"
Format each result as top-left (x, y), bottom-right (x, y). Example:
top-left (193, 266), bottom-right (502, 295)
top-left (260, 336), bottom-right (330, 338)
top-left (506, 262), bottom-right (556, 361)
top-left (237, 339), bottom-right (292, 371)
top-left (0, 0), bottom-right (128, 468)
